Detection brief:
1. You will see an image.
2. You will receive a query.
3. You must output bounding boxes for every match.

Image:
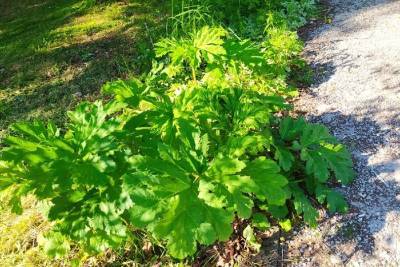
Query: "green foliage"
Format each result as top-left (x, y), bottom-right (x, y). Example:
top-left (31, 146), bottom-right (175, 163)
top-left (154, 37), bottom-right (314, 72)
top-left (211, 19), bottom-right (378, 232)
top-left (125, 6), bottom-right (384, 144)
top-left (280, 0), bottom-right (317, 29)
top-left (154, 25), bottom-right (304, 99)
top-left (0, 1), bottom-right (354, 263)
top-left (0, 61), bottom-right (354, 261)
top-left (243, 225), bottom-right (261, 251)
top-left (0, 101), bottom-right (133, 255)
top-left (170, 0), bottom-right (317, 39)
top-left (263, 28), bottom-right (304, 75)
top-left (155, 26), bottom-right (227, 80)
top-left (171, 0), bottom-right (265, 29)
top-left (263, 0), bottom-right (316, 31)
top-left (251, 213), bottom-right (270, 230)
top-left (168, 4), bottom-right (214, 37)
top-left (41, 232), bottom-right (71, 259)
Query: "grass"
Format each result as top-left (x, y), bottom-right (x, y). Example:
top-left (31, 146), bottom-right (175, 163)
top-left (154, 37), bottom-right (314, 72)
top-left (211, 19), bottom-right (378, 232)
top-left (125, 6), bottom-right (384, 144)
top-left (0, 0), bottom-right (170, 265)
top-left (0, 193), bottom-right (53, 266)
top-left (0, 0), bottom-right (168, 139)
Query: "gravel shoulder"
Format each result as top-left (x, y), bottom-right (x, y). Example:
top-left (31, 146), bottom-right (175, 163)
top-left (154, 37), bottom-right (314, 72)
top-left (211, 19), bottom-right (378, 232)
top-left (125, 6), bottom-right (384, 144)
top-left (288, 0), bottom-right (400, 265)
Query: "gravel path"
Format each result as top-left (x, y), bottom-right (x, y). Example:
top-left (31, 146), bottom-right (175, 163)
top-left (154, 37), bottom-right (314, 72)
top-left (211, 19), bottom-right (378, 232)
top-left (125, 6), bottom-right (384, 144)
top-left (290, 0), bottom-right (400, 265)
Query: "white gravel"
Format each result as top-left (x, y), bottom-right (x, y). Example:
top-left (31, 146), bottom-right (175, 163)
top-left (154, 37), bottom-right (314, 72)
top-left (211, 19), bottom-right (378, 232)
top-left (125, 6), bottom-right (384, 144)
top-left (293, 0), bottom-right (400, 265)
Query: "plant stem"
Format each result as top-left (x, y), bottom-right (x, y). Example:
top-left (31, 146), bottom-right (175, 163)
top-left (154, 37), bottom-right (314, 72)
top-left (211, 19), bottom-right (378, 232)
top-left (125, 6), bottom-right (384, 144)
top-left (191, 66), bottom-right (197, 82)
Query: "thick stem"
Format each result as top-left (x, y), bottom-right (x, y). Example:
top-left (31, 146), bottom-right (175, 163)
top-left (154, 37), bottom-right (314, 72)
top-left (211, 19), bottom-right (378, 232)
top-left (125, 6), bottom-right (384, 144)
top-left (191, 66), bottom-right (197, 82)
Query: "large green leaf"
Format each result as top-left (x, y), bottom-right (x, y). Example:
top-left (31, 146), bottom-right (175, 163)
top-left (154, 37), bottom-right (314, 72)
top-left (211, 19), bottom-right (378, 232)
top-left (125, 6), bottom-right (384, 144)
top-left (291, 184), bottom-right (318, 227)
top-left (155, 26), bottom-right (227, 76)
top-left (243, 157), bottom-right (289, 205)
top-left (139, 186), bottom-right (233, 260)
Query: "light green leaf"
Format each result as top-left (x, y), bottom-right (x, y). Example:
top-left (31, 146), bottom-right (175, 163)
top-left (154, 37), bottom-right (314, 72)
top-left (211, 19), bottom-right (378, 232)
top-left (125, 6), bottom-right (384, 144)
top-left (151, 188), bottom-right (233, 259)
top-left (243, 225), bottom-right (261, 251)
top-left (252, 213), bottom-right (271, 230)
top-left (40, 232), bottom-right (70, 259)
top-left (279, 219), bottom-right (292, 232)
top-left (243, 157), bottom-right (288, 205)
top-left (196, 223), bottom-right (216, 245)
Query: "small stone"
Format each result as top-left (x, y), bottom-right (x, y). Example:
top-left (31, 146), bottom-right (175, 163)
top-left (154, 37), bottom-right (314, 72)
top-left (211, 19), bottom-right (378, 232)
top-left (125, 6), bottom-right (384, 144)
top-left (73, 91), bottom-right (83, 98)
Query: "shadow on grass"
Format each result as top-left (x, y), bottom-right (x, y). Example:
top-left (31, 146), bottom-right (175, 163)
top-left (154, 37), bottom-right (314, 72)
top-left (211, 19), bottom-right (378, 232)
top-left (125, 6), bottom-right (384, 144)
top-left (0, 0), bottom-right (90, 64)
top-left (0, 0), bottom-right (168, 132)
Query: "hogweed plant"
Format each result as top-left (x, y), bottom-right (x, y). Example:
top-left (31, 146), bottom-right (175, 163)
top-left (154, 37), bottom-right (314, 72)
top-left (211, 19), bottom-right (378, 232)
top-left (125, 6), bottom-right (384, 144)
top-left (0, 24), bottom-right (354, 261)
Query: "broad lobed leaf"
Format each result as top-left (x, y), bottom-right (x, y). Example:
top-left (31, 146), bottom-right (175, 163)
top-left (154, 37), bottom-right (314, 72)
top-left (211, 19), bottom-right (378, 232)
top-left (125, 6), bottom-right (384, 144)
top-left (0, 18), bottom-right (354, 261)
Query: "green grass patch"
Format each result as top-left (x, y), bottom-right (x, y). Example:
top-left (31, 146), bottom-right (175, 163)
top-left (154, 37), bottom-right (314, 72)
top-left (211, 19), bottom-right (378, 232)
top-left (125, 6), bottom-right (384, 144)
top-left (0, 1), bottom-right (169, 265)
top-left (0, 0), bottom-right (167, 139)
